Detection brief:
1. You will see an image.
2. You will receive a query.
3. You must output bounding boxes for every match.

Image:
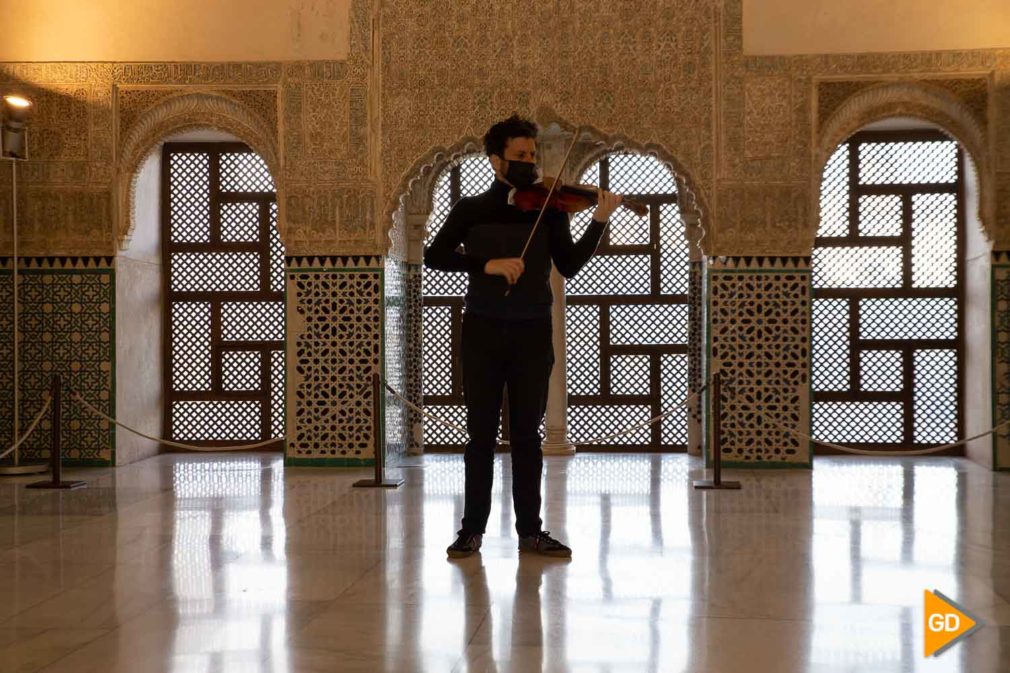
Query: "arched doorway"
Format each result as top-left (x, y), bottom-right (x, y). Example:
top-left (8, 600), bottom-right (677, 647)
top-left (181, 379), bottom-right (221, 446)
top-left (120, 129), bottom-right (284, 460)
top-left (812, 122), bottom-right (980, 453)
top-left (413, 145), bottom-right (699, 453)
top-left (161, 139), bottom-right (285, 449)
top-left (565, 152), bottom-right (691, 451)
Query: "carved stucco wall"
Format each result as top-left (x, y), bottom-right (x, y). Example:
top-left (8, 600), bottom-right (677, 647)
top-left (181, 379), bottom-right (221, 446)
top-left (3, 1), bottom-right (1010, 467)
top-left (371, 0), bottom-right (1010, 469)
top-left (380, 1), bottom-right (1010, 257)
top-left (379, 0), bottom-right (717, 247)
top-left (717, 1), bottom-right (1010, 254)
top-left (1, 1), bottom-right (1009, 258)
top-left (0, 0), bottom-right (379, 257)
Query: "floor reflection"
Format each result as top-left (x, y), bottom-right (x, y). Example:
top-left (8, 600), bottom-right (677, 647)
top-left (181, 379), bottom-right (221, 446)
top-left (0, 453), bottom-right (1006, 672)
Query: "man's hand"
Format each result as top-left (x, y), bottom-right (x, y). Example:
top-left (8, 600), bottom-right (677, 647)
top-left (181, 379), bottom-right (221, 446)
top-left (592, 189), bottom-right (622, 222)
top-left (484, 257), bottom-right (525, 285)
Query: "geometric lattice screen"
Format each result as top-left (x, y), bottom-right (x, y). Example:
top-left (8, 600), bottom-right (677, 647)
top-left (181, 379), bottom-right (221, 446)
top-left (162, 143), bottom-right (285, 448)
top-left (422, 154), bottom-right (494, 449)
top-left (566, 153), bottom-right (689, 451)
top-left (812, 130), bottom-right (963, 452)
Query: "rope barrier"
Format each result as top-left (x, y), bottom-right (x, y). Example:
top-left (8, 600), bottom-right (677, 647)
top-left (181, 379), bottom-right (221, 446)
top-left (380, 376), bottom-right (705, 448)
top-left (0, 394), bottom-right (51, 462)
top-left (383, 374), bottom-right (1010, 459)
top-left (70, 392), bottom-right (282, 452)
top-left (772, 418), bottom-right (1010, 457)
top-left (57, 373), bottom-right (1010, 460)
top-left (714, 377), bottom-right (1010, 458)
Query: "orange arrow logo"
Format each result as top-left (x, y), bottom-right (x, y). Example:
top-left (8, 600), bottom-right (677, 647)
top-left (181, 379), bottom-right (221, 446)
top-left (924, 589), bottom-right (983, 657)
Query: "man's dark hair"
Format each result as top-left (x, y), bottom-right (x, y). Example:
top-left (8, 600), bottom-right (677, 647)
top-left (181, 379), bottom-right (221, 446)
top-left (483, 114), bottom-right (538, 158)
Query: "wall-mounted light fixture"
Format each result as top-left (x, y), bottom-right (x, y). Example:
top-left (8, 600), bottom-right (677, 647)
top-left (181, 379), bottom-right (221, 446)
top-left (1, 95), bottom-right (32, 160)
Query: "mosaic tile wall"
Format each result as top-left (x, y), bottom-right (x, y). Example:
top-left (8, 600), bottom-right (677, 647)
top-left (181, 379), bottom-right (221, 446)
top-left (0, 271), bottom-right (11, 460)
top-left (0, 257), bottom-right (116, 466)
top-left (381, 258), bottom-right (424, 458)
top-left (687, 260), bottom-right (705, 455)
top-left (383, 255), bottom-right (407, 463)
top-left (404, 263), bottom-right (423, 454)
top-left (994, 251), bottom-right (1010, 470)
top-left (707, 257), bottom-right (812, 467)
top-left (285, 255), bottom-right (382, 466)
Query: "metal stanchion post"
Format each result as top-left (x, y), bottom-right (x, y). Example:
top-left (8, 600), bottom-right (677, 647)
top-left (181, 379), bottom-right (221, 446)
top-left (27, 374), bottom-right (85, 490)
top-left (693, 371), bottom-right (741, 490)
top-left (354, 372), bottom-right (403, 489)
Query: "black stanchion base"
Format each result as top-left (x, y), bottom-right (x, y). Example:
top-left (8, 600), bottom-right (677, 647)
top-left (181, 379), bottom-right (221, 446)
top-left (353, 478), bottom-right (404, 489)
top-left (26, 480), bottom-right (86, 490)
top-left (693, 479), bottom-right (742, 490)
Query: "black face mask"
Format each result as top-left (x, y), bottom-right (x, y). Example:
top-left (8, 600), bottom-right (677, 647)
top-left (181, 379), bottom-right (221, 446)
top-left (503, 160), bottom-right (539, 189)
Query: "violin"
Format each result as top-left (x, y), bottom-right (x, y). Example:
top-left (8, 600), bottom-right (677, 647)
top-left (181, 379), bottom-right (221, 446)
top-left (512, 177), bottom-right (649, 218)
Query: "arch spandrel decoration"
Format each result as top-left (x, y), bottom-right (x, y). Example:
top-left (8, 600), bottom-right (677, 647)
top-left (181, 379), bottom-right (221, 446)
top-left (383, 116), bottom-right (712, 257)
top-left (384, 138), bottom-right (484, 250)
top-left (116, 91), bottom-right (281, 252)
top-left (569, 139), bottom-right (706, 227)
top-left (815, 81), bottom-right (995, 249)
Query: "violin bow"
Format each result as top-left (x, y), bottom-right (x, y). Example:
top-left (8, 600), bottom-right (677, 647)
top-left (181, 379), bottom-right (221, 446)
top-left (505, 129), bottom-right (581, 296)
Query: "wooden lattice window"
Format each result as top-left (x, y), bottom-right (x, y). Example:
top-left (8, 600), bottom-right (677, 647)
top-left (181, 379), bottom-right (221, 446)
top-left (565, 153), bottom-right (689, 451)
top-left (162, 142), bottom-right (285, 449)
top-left (421, 154), bottom-right (495, 450)
top-left (812, 130), bottom-right (964, 453)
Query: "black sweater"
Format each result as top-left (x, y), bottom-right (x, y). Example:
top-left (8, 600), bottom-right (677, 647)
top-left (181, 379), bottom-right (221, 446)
top-left (423, 179), bottom-right (607, 320)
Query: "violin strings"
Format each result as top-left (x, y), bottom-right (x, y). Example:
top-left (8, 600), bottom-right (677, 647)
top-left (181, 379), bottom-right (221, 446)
top-left (517, 128), bottom-right (581, 261)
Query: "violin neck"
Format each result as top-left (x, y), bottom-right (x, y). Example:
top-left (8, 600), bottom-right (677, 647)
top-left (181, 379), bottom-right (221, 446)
top-left (563, 184), bottom-right (649, 217)
top-left (563, 184), bottom-right (598, 198)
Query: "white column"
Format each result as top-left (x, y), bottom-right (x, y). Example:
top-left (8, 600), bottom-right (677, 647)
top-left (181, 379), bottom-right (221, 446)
top-left (540, 125), bottom-right (577, 455)
top-left (545, 266), bottom-right (575, 455)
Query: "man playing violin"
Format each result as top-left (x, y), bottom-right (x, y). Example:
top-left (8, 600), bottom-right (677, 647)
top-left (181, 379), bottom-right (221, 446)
top-left (424, 114), bottom-right (621, 558)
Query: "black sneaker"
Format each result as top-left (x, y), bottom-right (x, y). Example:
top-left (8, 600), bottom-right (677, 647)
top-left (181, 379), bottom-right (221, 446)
top-left (447, 531), bottom-right (482, 558)
top-left (518, 531), bottom-right (572, 558)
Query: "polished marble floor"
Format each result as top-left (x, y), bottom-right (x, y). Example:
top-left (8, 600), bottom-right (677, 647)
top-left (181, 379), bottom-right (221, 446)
top-left (0, 452), bottom-right (1009, 672)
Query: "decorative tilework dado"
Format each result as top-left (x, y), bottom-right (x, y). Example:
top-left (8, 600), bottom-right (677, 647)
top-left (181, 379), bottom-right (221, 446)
top-left (0, 257), bottom-right (115, 466)
top-left (383, 256), bottom-right (407, 463)
top-left (687, 260), bottom-right (705, 455)
top-left (994, 251), bottom-right (1010, 470)
top-left (381, 258), bottom-right (423, 457)
top-left (285, 255), bottom-right (382, 466)
top-left (707, 257), bottom-right (812, 468)
top-left (404, 264), bottom-right (423, 454)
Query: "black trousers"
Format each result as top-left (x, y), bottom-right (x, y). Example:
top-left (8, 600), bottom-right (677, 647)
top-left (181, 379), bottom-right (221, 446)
top-left (459, 312), bottom-right (554, 537)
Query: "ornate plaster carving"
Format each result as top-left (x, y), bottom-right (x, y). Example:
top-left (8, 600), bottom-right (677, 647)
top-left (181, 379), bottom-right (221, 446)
top-left (383, 119), bottom-right (711, 256)
top-left (116, 91), bottom-right (281, 251)
top-left (569, 131), bottom-right (708, 226)
top-left (382, 137), bottom-right (483, 255)
top-left (815, 80), bottom-right (995, 245)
